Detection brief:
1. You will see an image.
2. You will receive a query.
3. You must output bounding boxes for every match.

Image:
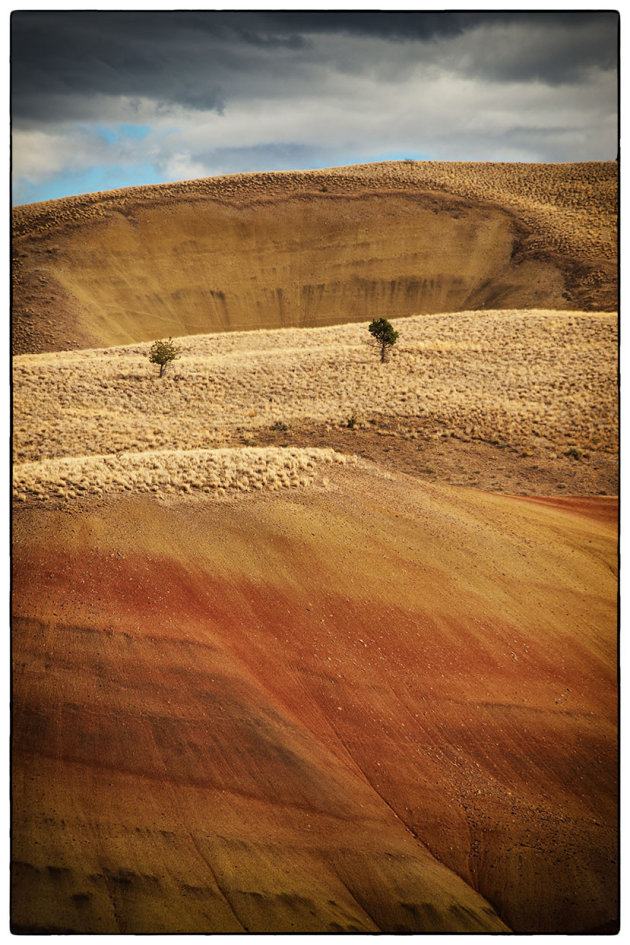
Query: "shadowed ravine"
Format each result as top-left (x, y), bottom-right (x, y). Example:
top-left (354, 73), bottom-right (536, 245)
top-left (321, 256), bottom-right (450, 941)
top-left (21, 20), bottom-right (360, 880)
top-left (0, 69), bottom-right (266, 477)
top-left (12, 466), bottom-right (617, 933)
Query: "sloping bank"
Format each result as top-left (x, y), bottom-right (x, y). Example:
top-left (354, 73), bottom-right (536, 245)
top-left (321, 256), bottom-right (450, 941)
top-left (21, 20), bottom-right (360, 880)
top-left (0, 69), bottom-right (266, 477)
top-left (12, 462), bottom-right (617, 933)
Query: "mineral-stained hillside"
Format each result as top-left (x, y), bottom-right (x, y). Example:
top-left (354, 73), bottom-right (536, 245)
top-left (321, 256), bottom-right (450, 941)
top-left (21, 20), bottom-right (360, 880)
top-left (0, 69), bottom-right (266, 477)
top-left (12, 161), bottom-right (617, 354)
top-left (12, 468), bottom-right (618, 934)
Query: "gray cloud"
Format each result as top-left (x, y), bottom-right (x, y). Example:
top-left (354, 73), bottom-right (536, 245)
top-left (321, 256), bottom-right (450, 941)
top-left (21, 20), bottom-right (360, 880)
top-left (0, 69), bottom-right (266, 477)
top-left (437, 16), bottom-right (618, 85)
top-left (12, 10), bottom-right (618, 122)
top-left (10, 10), bottom-right (619, 202)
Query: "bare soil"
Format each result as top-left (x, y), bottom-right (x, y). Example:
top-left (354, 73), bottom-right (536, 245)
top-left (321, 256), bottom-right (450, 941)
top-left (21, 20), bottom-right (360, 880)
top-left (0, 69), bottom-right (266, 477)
top-left (12, 469), bottom-right (617, 933)
top-left (235, 417), bottom-right (618, 498)
top-left (11, 162), bottom-right (619, 935)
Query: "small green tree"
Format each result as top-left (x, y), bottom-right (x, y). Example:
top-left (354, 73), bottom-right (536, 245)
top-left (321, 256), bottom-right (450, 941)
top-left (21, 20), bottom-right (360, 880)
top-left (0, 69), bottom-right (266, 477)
top-left (149, 337), bottom-right (181, 377)
top-left (368, 318), bottom-right (399, 363)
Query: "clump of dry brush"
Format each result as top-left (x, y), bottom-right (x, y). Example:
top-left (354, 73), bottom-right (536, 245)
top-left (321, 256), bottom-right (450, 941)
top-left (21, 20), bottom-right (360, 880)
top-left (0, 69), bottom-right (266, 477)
top-left (13, 446), bottom-right (353, 507)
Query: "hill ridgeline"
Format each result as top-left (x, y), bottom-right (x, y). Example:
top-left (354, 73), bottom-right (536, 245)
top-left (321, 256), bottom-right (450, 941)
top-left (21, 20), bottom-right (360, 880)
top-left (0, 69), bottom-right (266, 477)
top-left (12, 161), bottom-right (617, 354)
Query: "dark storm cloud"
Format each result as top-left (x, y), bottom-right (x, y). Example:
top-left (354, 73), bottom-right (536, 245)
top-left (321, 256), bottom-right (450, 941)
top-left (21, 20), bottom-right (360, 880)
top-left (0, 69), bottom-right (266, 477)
top-left (11, 12), bottom-right (231, 119)
top-left (11, 10), bottom-right (619, 123)
top-left (11, 8), bottom-right (619, 202)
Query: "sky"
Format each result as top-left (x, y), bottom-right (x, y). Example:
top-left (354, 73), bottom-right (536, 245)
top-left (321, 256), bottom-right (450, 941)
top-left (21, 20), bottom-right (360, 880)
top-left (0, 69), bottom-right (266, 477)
top-left (11, 8), bottom-right (619, 206)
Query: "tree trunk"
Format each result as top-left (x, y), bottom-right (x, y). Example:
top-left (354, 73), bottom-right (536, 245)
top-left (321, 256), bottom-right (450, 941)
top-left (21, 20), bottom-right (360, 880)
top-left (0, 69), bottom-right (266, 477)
top-left (159, 362), bottom-right (165, 377)
top-left (381, 342), bottom-right (386, 363)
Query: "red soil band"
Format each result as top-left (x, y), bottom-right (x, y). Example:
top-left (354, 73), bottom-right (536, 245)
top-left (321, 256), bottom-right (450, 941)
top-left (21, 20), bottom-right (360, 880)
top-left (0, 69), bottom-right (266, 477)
top-left (11, 472), bottom-right (618, 933)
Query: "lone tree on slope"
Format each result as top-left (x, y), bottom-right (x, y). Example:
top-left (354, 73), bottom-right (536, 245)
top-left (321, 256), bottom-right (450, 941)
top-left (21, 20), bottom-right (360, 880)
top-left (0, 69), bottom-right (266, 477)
top-left (368, 318), bottom-right (399, 363)
top-left (149, 337), bottom-right (181, 377)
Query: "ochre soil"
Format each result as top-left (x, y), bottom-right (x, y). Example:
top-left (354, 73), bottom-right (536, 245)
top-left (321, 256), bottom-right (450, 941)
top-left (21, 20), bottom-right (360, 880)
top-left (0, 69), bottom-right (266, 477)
top-left (12, 463), bottom-right (618, 933)
top-left (11, 161), bottom-right (619, 933)
top-left (12, 161), bottom-right (617, 354)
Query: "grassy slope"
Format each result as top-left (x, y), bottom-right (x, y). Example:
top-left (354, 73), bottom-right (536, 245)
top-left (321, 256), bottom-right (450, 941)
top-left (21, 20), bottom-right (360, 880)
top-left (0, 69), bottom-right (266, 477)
top-left (12, 466), bottom-right (617, 933)
top-left (12, 161), bottom-right (617, 354)
top-left (13, 310), bottom-right (618, 504)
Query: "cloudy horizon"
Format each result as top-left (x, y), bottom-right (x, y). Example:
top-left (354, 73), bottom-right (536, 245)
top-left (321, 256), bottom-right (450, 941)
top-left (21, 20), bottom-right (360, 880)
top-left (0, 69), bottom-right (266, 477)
top-left (11, 10), bottom-right (619, 205)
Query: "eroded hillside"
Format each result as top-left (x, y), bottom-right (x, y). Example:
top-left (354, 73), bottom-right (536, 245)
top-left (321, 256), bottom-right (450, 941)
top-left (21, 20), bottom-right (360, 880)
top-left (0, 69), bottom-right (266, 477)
top-left (11, 162), bottom-right (619, 934)
top-left (12, 161), bottom-right (617, 354)
top-left (12, 468), bottom-right (617, 933)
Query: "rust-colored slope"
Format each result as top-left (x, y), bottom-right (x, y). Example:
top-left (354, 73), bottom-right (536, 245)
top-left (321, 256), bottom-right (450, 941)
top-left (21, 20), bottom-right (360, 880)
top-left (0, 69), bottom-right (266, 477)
top-left (12, 465), bottom-right (618, 933)
top-left (12, 161), bottom-right (617, 354)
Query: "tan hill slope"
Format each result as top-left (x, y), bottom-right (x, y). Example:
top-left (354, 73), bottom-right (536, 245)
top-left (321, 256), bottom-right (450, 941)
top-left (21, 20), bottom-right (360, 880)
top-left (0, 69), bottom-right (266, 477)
top-left (12, 161), bottom-right (617, 354)
top-left (13, 310), bottom-right (618, 502)
top-left (12, 465), bottom-right (617, 933)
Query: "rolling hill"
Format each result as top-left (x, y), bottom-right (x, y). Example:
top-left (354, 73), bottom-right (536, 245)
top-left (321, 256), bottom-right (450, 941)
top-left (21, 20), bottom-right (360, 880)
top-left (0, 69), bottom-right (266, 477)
top-left (12, 161), bottom-right (617, 354)
top-left (12, 466), bottom-right (618, 933)
top-left (11, 161), bottom-right (618, 933)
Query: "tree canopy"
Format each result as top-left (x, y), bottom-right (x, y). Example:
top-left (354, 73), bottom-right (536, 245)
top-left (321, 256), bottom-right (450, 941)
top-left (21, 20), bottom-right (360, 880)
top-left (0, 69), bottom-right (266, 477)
top-left (149, 338), bottom-right (181, 377)
top-left (368, 318), bottom-right (399, 362)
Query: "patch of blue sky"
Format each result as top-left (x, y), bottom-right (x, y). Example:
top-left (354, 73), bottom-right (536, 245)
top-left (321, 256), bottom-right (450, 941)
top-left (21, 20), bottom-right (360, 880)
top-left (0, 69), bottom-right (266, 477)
top-left (88, 123), bottom-right (151, 144)
top-left (13, 161), bottom-right (164, 205)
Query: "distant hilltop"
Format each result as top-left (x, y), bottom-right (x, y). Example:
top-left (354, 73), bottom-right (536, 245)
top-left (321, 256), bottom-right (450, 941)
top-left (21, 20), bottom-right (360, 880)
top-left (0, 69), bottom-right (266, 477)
top-left (12, 161), bottom-right (618, 354)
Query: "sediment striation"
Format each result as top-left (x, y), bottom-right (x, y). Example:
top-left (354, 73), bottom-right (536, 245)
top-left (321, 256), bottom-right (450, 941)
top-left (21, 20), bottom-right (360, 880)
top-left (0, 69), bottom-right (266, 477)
top-left (12, 468), bottom-right (618, 933)
top-left (12, 161), bottom-right (617, 354)
top-left (11, 161), bottom-right (619, 933)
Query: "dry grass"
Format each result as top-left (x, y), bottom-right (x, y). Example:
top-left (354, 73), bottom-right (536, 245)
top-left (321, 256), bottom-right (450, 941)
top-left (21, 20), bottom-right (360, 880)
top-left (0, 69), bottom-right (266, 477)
top-left (13, 446), bottom-right (351, 507)
top-left (14, 310), bottom-right (617, 481)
